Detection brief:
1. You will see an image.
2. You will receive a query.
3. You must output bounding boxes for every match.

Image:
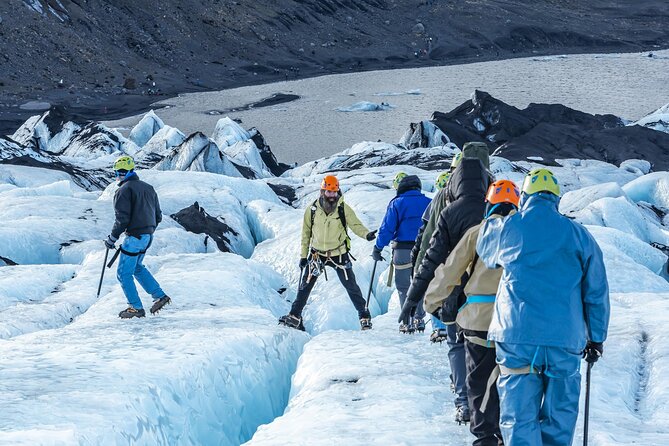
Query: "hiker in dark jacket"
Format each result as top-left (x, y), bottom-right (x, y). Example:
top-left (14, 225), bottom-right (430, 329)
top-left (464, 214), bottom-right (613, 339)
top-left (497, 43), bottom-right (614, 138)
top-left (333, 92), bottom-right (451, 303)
top-left (372, 173), bottom-right (431, 333)
top-left (400, 156), bottom-right (492, 423)
top-left (104, 156), bottom-right (171, 319)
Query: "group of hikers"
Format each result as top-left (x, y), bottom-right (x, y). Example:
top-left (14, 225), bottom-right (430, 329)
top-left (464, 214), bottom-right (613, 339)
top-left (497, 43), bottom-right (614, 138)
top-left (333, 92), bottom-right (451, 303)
top-left (274, 141), bottom-right (610, 446)
top-left (107, 142), bottom-right (610, 445)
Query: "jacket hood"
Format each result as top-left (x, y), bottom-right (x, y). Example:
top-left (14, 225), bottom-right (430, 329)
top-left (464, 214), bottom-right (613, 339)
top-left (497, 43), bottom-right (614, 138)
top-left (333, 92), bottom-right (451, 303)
top-left (447, 158), bottom-right (490, 202)
top-left (462, 142), bottom-right (490, 168)
top-left (520, 191), bottom-right (560, 211)
top-left (119, 171), bottom-right (138, 185)
top-left (396, 175), bottom-right (422, 196)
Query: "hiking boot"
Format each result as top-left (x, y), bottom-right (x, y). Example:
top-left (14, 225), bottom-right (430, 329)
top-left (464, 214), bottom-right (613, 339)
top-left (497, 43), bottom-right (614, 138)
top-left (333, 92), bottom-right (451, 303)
top-left (150, 296), bottom-right (171, 315)
top-left (279, 314), bottom-right (304, 331)
top-left (455, 405), bottom-right (471, 425)
top-left (119, 307), bottom-right (146, 319)
top-left (360, 318), bottom-right (373, 330)
top-left (399, 322), bottom-right (415, 334)
top-left (413, 317), bottom-right (425, 332)
top-left (430, 328), bottom-right (449, 343)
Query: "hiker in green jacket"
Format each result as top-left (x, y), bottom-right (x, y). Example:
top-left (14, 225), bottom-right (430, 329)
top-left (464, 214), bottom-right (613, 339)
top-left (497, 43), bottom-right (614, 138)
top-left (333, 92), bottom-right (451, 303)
top-left (279, 175), bottom-right (377, 331)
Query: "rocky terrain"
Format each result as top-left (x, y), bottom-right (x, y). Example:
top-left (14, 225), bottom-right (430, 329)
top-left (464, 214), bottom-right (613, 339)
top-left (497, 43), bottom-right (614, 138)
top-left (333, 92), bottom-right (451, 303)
top-left (1, 0), bottom-right (668, 135)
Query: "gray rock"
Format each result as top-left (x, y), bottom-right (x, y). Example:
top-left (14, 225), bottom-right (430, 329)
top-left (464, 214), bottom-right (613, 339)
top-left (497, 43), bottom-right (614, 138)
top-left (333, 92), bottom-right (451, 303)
top-left (412, 23), bottom-right (425, 34)
top-left (123, 77), bottom-right (137, 89)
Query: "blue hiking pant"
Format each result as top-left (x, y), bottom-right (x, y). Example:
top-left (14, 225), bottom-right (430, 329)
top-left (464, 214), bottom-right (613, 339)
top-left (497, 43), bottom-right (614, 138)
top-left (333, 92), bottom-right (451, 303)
top-left (117, 234), bottom-right (165, 309)
top-left (496, 342), bottom-right (582, 446)
top-left (448, 324), bottom-right (469, 408)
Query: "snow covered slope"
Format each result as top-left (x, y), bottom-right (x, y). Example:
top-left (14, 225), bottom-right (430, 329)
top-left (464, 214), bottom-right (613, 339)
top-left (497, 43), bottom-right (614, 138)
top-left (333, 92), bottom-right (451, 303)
top-left (2, 111), bottom-right (669, 445)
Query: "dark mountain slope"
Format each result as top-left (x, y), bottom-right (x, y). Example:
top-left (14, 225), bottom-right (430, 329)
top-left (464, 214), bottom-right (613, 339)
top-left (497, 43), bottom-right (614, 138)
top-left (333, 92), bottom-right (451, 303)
top-left (1, 0), bottom-right (668, 134)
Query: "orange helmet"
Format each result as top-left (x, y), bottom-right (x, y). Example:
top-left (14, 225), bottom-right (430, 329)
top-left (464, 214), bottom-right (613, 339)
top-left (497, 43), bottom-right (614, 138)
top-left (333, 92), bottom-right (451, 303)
top-left (321, 175), bottom-right (340, 192)
top-left (486, 180), bottom-right (520, 206)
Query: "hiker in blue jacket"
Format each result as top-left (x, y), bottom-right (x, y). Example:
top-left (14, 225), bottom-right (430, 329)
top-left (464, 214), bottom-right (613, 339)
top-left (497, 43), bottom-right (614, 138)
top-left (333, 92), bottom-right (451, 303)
top-left (476, 168), bottom-right (610, 446)
top-left (373, 173), bottom-right (431, 333)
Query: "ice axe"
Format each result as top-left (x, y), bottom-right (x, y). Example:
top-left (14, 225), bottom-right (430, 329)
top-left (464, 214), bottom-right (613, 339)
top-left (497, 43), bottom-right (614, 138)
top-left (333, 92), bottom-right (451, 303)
top-left (107, 247), bottom-right (121, 268)
top-left (365, 260), bottom-right (378, 312)
top-left (583, 361), bottom-right (593, 446)
top-left (96, 247), bottom-right (110, 299)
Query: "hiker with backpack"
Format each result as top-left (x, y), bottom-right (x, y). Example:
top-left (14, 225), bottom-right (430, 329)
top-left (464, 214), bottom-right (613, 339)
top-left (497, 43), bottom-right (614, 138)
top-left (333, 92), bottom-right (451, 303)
top-left (104, 155), bottom-right (171, 319)
top-left (424, 179), bottom-right (521, 446)
top-left (401, 142), bottom-right (493, 424)
top-left (413, 170), bottom-right (452, 342)
top-left (477, 169), bottom-right (610, 446)
top-left (279, 175), bottom-right (377, 331)
top-left (372, 172), bottom-right (431, 333)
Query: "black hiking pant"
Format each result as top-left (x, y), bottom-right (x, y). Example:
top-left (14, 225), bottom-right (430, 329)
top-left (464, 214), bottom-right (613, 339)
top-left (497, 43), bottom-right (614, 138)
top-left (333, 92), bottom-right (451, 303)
top-left (465, 339), bottom-right (502, 446)
top-left (290, 252), bottom-right (370, 319)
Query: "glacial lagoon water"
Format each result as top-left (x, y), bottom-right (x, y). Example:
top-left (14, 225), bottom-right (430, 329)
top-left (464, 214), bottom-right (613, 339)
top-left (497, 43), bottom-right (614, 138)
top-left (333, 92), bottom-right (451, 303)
top-left (106, 50), bottom-right (669, 165)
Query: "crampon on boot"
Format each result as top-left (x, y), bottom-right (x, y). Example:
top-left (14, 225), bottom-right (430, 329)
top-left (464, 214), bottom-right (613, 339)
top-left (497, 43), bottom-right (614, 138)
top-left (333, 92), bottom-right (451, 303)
top-left (279, 314), bottom-right (305, 331)
top-left (360, 318), bottom-right (373, 330)
top-left (399, 322), bottom-right (415, 334)
top-left (119, 307), bottom-right (146, 319)
top-left (455, 405), bottom-right (471, 425)
top-left (430, 328), bottom-right (449, 343)
top-left (413, 317), bottom-right (426, 333)
top-left (150, 296), bottom-right (171, 315)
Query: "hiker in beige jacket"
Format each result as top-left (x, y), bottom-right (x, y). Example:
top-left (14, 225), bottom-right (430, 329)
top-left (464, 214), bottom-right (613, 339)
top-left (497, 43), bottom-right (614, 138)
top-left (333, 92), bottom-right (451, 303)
top-left (424, 180), bottom-right (520, 446)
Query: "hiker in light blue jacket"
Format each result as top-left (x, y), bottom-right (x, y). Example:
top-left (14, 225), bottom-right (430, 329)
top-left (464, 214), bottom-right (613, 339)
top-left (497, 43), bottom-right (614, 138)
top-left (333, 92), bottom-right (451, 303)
top-left (476, 168), bottom-right (610, 446)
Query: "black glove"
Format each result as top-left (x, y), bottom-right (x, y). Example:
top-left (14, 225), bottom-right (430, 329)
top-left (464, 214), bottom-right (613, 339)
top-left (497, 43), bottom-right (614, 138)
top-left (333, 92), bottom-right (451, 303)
top-left (371, 246), bottom-right (385, 262)
top-left (104, 234), bottom-right (117, 250)
top-left (583, 341), bottom-right (603, 364)
top-left (366, 230), bottom-right (377, 241)
top-left (398, 299), bottom-right (418, 325)
top-left (299, 258), bottom-right (308, 269)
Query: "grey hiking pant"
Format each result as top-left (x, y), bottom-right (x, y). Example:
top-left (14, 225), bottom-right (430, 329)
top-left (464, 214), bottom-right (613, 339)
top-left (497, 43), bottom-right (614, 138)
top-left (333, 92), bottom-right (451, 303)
top-left (393, 247), bottom-right (425, 319)
top-left (449, 324), bottom-right (469, 408)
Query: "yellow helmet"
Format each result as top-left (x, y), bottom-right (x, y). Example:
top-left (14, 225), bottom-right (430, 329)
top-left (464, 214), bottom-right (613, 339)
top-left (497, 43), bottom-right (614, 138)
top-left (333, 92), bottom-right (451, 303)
top-left (393, 172), bottom-right (408, 190)
top-left (113, 155), bottom-right (135, 172)
top-left (522, 168), bottom-right (560, 196)
top-left (435, 172), bottom-right (450, 190)
top-left (450, 152), bottom-right (462, 170)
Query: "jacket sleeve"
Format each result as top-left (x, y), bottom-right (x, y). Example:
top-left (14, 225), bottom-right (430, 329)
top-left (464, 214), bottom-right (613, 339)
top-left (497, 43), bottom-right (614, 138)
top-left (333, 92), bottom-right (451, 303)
top-left (414, 201), bottom-right (439, 274)
top-left (423, 228), bottom-right (477, 314)
top-left (580, 229), bottom-right (610, 343)
top-left (155, 192), bottom-right (162, 226)
top-left (300, 206), bottom-right (312, 258)
top-left (375, 200), bottom-right (398, 250)
top-left (407, 207), bottom-right (454, 303)
top-left (344, 203), bottom-right (370, 239)
top-left (411, 222), bottom-right (426, 267)
top-left (111, 187), bottom-right (132, 239)
top-left (411, 202), bottom-right (432, 266)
